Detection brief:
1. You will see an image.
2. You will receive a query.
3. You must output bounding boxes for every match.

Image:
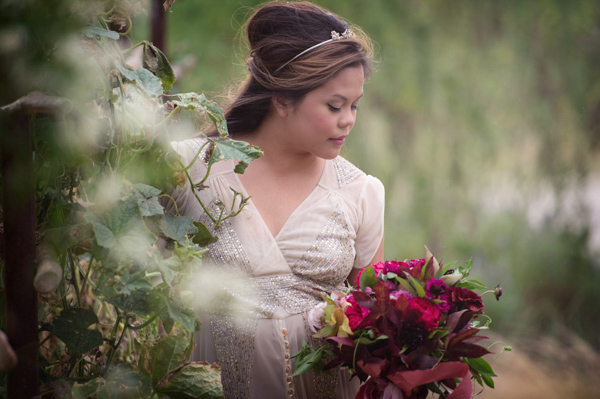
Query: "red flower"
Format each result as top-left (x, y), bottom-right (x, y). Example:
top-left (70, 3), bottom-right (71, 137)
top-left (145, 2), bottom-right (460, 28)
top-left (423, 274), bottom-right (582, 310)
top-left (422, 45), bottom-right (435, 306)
top-left (449, 286), bottom-right (484, 313)
top-left (407, 297), bottom-right (441, 330)
top-left (345, 294), bottom-right (371, 330)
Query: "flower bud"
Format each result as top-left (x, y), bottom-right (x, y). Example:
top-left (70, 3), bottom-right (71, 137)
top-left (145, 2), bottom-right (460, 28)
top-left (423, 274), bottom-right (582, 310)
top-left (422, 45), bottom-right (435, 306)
top-left (440, 272), bottom-right (463, 286)
top-left (494, 285), bottom-right (503, 301)
top-left (0, 330), bottom-right (18, 372)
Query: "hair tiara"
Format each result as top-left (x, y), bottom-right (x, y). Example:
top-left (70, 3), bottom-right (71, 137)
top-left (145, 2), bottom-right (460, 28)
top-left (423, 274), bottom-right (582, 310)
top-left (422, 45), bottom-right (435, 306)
top-left (274, 29), bottom-right (355, 73)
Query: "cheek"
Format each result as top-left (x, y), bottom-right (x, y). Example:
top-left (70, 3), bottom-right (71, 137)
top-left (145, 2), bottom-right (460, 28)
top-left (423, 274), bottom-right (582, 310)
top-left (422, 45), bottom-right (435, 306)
top-left (310, 111), bottom-right (336, 131)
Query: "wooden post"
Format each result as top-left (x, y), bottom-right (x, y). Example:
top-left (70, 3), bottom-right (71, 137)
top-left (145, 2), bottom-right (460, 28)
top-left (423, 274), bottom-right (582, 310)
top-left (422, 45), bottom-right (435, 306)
top-left (1, 92), bottom-right (69, 398)
top-left (0, 113), bottom-right (39, 399)
top-left (151, 0), bottom-right (167, 53)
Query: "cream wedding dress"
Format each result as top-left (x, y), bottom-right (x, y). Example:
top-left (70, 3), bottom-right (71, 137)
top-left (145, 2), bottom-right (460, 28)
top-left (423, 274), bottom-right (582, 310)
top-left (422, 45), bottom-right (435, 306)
top-left (166, 137), bottom-right (384, 399)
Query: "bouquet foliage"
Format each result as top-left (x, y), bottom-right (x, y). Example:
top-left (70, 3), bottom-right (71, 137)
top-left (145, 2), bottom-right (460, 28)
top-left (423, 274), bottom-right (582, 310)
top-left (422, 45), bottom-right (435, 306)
top-left (293, 247), bottom-right (506, 399)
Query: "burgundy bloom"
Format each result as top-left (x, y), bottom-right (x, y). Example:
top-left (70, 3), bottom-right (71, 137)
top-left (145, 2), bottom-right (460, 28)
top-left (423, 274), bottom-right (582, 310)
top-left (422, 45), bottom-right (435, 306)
top-left (449, 286), bottom-right (484, 313)
top-left (426, 278), bottom-right (448, 297)
top-left (407, 297), bottom-right (441, 330)
top-left (345, 294), bottom-right (371, 330)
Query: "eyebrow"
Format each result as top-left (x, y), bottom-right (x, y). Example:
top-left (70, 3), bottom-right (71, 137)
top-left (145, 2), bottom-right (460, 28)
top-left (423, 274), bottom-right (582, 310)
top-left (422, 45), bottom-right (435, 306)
top-left (331, 93), bottom-right (364, 101)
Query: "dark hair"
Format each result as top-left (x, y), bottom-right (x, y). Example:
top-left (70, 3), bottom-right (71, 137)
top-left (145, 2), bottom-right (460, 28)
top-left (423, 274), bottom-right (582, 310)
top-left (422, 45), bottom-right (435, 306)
top-left (225, 1), bottom-right (374, 136)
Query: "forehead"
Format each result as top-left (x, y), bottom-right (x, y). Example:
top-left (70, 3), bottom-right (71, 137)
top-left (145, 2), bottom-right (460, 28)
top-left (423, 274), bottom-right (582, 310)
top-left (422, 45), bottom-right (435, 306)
top-left (310, 65), bottom-right (365, 99)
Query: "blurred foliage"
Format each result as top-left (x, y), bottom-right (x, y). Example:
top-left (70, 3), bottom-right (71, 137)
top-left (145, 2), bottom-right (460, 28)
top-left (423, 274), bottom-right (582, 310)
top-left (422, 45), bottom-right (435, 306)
top-left (0, 0), bottom-right (261, 397)
top-left (131, 0), bottom-right (600, 350)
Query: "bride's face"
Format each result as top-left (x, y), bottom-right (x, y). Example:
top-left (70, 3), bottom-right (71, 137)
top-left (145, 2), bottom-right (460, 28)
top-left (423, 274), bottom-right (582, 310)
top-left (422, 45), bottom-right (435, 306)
top-left (280, 64), bottom-right (365, 160)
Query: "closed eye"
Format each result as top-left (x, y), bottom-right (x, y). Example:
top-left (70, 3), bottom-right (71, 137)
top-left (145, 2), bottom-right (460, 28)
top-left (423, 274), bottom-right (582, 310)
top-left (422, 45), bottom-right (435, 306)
top-left (328, 104), bottom-right (341, 112)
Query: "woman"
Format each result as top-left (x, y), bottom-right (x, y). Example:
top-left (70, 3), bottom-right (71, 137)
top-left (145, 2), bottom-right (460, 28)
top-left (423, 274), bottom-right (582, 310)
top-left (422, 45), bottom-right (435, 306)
top-left (167, 2), bottom-right (384, 398)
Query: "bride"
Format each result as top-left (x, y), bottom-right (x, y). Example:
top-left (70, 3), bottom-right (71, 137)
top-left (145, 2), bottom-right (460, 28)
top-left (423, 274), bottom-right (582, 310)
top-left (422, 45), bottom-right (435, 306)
top-left (166, 2), bottom-right (385, 398)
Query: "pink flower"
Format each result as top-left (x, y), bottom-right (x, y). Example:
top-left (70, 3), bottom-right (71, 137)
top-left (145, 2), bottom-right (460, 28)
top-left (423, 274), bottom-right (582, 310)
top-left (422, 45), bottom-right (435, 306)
top-left (408, 297), bottom-right (442, 330)
top-left (345, 294), bottom-right (371, 330)
top-left (354, 268), bottom-right (364, 288)
top-left (372, 262), bottom-right (385, 277)
top-left (307, 302), bottom-right (327, 333)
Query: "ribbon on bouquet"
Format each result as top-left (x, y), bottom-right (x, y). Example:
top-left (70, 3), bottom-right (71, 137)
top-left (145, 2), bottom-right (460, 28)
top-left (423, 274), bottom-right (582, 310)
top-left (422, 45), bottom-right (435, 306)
top-left (386, 361), bottom-right (472, 399)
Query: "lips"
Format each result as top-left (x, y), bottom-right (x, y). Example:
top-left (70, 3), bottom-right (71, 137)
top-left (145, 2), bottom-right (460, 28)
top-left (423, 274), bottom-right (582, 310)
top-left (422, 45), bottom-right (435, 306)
top-left (329, 135), bottom-right (347, 145)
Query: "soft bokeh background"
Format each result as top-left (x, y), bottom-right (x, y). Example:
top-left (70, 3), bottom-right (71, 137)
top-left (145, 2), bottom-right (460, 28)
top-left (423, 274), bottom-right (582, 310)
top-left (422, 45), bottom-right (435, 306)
top-left (1, 0), bottom-right (598, 397)
top-left (130, 1), bottom-right (600, 397)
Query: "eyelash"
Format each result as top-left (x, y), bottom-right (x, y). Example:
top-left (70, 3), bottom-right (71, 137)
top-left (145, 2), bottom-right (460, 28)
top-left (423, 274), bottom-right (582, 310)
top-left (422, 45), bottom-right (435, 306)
top-left (328, 105), bottom-right (359, 112)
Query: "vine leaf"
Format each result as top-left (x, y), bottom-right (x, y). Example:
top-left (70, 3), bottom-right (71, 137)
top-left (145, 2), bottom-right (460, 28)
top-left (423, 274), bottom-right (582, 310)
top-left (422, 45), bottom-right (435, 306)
top-left (104, 287), bottom-right (163, 317)
top-left (159, 212), bottom-right (198, 246)
top-left (211, 139), bottom-right (263, 174)
top-left (85, 197), bottom-right (156, 255)
top-left (156, 362), bottom-right (223, 399)
top-left (97, 364), bottom-right (152, 399)
top-left (159, 293), bottom-right (200, 334)
top-left (43, 308), bottom-right (103, 356)
top-left (143, 42), bottom-right (176, 92)
top-left (147, 335), bottom-right (190, 388)
top-left (117, 65), bottom-right (164, 97)
top-left (83, 26), bottom-right (120, 40)
top-left (192, 222), bottom-right (218, 247)
top-left (171, 92), bottom-right (229, 136)
top-left (72, 379), bottom-right (101, 399)
top-left (133, 183), bottom-right (164, 217)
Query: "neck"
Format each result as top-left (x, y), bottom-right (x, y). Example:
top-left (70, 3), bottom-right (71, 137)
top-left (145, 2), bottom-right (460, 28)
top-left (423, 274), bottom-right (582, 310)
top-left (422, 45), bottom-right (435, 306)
top-left (234, 116), bottom-right (325, 175)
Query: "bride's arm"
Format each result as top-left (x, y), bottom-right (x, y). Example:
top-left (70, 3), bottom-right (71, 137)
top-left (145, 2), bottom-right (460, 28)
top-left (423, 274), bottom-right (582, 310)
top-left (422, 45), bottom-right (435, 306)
top-left (347, 235), bottom-right (384, 286)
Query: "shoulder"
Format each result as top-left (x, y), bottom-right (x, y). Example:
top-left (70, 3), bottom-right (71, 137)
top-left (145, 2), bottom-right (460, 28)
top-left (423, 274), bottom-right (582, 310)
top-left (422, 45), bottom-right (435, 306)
top-left (323, 156), bottom-right (384, 206)
top-left (331, 156), bottom-right (365, 188)
top-left (171, 136), bottom-right (212, 166)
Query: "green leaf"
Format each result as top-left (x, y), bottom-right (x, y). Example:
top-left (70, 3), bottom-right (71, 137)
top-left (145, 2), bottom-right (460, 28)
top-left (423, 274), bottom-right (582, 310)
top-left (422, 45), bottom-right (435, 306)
top-left (157, 256), bottom-right (182, 286)
top-left (159, 212), bottom-right (198, 246)
top-left (117, 65), bottom-right (164, 97)
top-left (171, 92), bottom-right (229, 136)
top-left (148, 335), bottom-right (190, 388)
top-left (464, 357), bottom-right (496, 377)
top-left (406, 274), bottom-right (426, 298)
top-left (394, 276), bottom-right (418, 296)
top-left (211, 140), bottom-right (263, 174)
top-left (435, 260), bottom-right (457, 279)
top-left (101, 285), bottom-right (163, 317)
top-left (72, 378), bottom-right (101, 399)
top-left (192, 222), bottom-right (218, 247)
top-left (83, 26), bottom-right (120, 40)
top-left (456, 279), bottom-right (487, 290)
top-left (98, 364), bottom-right (152, 399)
top-left (44, 308), bottom-right (103, 356)
top-left (156, 362), bottom-right (224, 399)
top-left (358, 266), bottom-right (379, 290)
top-left (131, 184), bottom-right (164, 217)
top-left (167, 298), bottom-right (200, 333)
top-left (143, 42), bottom-right (177, 92)
top-left (134, 67), bottom-right (164, 97)
top-left (481, 373), bottom-right (495, 388)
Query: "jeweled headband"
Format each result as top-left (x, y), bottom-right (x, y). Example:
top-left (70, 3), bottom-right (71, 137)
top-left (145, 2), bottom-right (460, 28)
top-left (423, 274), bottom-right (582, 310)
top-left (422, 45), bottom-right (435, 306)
top-left (274, 29), bottom-right (355, 73)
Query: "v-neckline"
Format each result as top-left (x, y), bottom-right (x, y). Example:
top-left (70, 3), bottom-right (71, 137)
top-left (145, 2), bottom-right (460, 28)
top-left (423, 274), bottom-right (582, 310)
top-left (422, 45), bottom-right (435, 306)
top-left (233, 160), bottom-right (329, 240)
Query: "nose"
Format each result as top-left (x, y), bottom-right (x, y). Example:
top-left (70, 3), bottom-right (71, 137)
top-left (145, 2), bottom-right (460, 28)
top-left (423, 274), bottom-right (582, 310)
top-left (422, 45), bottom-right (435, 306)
top-left (339, 108), bottom-right (356, 129)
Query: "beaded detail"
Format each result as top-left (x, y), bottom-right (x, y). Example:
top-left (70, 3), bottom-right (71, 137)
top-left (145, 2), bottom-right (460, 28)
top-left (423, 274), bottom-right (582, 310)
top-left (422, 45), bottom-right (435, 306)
top-left (185, 137), bottom-right (213, 166)
top-left (210, 314), bottom-right (256, 399)
top-left (332, 157), bottom-right (363, 187)
top-left (292, 206), bottom-right (355, 286)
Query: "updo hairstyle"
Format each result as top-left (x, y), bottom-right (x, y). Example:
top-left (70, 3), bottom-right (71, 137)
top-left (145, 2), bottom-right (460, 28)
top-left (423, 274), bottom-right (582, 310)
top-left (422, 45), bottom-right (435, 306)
top-left (225, 1), bottom-right (374, 136)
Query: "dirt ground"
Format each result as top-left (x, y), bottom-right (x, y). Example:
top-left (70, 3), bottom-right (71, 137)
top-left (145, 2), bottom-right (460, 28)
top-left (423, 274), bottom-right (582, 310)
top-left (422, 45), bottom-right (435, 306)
top-left (469, 332), bottom-right (600, 399)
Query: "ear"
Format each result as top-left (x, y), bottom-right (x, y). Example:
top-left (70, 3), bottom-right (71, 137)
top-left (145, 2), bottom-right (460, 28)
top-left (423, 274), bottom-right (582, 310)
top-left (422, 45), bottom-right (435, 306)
top-left (272, 96), bottom-right (291, 117)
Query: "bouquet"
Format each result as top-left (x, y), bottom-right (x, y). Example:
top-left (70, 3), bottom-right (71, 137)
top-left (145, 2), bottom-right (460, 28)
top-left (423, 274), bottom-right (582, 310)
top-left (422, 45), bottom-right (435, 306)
top-left (293, 247), bottom-right (506, 399)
